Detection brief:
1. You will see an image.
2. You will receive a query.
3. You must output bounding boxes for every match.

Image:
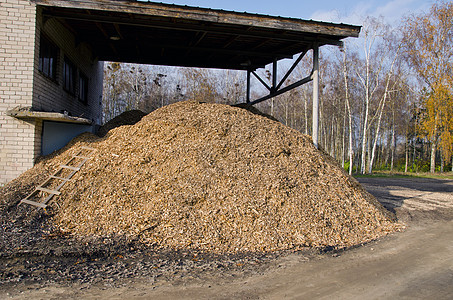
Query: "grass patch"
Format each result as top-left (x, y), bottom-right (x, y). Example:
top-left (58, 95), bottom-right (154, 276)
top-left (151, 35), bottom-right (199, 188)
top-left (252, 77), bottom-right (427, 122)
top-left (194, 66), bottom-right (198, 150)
top-left (353, 170), bottom-right (453, 180)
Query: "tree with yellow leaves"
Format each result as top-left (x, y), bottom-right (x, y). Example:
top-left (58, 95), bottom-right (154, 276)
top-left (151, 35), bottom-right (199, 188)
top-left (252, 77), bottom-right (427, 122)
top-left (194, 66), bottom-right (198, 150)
top-left (401, 1), bottom-right (453, 172)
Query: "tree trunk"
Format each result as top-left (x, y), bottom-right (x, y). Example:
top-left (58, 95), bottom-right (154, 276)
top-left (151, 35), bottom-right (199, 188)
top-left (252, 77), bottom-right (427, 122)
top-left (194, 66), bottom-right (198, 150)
top-left (440, 150), bottom-right (444, 173)
top-left (368, 53), bottom-right (398, 174)
top-left (366, 130), bottom-right (371, 173)
top-left (304, 93), bottom-right (308, 135)
top-left (360, 53), bottom-right (370, 175)
top-left (430, 140), bottom-right (436, 173)
top-left (368, 100), bottom-right (384, 174)
top-left (271, 99), bottom-right (274, 116)
top-left (285, 96), bottom-right (289, 126)
top-left (342, 49), bottom-right (354, 175)
top-left (361, 110), bottom-right (368, 174)
top-left (341, 101), bottom-right (347, 169)
top-left (390, 117), bottom-right (395, 172)
top-left (349, 124), bottom-right (353, 175)
top-left (330, 120), bottom-right (335, 157)
top-left (404, 132), bottom-right (409, 173)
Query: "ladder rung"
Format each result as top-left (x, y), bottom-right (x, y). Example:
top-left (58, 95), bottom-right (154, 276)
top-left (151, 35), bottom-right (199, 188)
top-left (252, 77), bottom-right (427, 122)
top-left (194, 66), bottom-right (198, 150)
top-left (80, 146), bottom-right (96, 151)
top-left (60, 165), bottom-right (80, 171)
top-left (20, 199), bottom-right (47, 208)
top-left (36, 187), bottom-right (61, 195)
top-left (50, 175), bottom-right (71, 181)
top-left (73, 155), bottom-right (91, 159)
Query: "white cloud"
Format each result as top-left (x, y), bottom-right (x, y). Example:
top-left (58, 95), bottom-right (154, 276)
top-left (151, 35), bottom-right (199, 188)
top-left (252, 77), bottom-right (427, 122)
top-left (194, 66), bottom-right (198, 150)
top-left (374, 0), bottom-right (417, 23)
top-left (310, 0), bottom-right (431, 26)
top-left (310, 1), bottom-right (373, 25)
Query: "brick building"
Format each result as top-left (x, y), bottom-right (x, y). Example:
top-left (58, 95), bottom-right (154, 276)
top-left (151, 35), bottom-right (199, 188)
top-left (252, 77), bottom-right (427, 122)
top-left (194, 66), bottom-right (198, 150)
top-left (0, 0), bottom-right (103, 185)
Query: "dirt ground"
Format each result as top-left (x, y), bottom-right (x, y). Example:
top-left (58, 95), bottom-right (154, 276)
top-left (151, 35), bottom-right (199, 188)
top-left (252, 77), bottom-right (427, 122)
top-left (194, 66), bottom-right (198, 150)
top-left (1, 177), bottom-right (452, 299)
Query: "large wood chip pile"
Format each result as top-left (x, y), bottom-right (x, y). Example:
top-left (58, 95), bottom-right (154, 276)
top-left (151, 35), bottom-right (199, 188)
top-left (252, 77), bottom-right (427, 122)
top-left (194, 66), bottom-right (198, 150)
top-left (17, 101), bottom-right (403, 253)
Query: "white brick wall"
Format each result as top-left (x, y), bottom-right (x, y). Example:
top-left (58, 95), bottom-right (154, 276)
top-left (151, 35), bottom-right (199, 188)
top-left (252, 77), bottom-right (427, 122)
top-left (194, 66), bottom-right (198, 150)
top-left (0, 0), bottom-right (37, 185)
top-left (0, 1), bottom-right (104, 185)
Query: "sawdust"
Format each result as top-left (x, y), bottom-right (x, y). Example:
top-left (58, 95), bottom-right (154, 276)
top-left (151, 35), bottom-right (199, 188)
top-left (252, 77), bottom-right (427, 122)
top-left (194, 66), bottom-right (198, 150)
top-left (4, 101), bottom-right (401, 254)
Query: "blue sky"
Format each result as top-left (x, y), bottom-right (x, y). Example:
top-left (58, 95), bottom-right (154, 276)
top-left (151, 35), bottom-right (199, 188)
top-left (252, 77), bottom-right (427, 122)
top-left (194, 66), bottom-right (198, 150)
top-left (151, 0), bottom-right (433, 25)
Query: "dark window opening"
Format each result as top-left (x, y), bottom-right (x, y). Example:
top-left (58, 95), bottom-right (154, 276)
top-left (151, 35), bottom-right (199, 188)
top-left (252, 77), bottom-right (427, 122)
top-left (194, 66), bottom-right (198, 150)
top-left (38, 35), bottom-right (58, 80)
top-left (63, 57), bottom-right (76, 95)
top-left (79, 73), bottom-right (88, 104)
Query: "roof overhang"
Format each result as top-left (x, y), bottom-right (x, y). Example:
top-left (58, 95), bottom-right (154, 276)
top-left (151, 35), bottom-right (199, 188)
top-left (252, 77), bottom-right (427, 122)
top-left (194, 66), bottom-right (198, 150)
top-left (34, 0), bottom-right (361, 70)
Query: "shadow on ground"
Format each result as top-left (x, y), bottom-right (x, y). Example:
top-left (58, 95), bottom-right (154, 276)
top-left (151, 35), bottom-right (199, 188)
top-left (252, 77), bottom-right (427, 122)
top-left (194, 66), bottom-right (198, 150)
top-left (357, 177), bottom-right (453, 223)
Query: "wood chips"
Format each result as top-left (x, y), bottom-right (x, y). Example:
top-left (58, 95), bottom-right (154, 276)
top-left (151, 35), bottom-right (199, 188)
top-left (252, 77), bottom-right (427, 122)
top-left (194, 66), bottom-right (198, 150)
top-left (16, 101), bottom-right (403, 253)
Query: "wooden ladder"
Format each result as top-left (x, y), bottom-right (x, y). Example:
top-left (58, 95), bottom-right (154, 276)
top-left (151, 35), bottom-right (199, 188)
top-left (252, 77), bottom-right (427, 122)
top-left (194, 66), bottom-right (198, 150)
top-left (20, 146), bottom-right (96, 209)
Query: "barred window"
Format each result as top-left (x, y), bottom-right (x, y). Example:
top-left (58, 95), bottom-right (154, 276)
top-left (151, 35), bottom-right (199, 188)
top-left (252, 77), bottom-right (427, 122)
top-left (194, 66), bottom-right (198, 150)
top-left (63, 57), bottom-right (76, 95)
top-left (79, 73), bottom-right (88, 104)
top-left (38, 35), bottom-right (58, 80)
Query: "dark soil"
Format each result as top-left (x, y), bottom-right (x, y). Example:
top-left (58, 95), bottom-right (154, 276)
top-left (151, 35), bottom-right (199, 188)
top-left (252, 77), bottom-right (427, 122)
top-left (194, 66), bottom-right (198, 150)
top-left (0, 202), bottom-right (324, 289)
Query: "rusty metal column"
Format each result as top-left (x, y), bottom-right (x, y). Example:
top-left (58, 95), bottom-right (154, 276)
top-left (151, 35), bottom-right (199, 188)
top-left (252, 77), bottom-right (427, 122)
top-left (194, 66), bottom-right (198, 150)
top-left (312, 44), bottom-right (319, 149)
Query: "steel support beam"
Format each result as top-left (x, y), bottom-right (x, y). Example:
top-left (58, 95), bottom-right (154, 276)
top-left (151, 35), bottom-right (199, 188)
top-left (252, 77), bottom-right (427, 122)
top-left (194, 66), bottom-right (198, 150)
top-left (246, 44), bottom-right (320, 148)
top-left (312, 43), bottom-right (320, 149)
top-left (248, 74), bottom-right (312, 106)
top-left (276, 47), bottom-right (309, 90)
top-left (251, 71), bottom-right (271, 91)
top-left (247, 47), bottom-right (312, 106)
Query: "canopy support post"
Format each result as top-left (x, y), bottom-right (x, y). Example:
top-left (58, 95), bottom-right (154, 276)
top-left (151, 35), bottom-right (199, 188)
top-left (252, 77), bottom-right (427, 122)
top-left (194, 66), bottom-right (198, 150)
top-left (272, 59), bottom-right (277, 93)
top-left (312, 43), bottom-right (319, 149)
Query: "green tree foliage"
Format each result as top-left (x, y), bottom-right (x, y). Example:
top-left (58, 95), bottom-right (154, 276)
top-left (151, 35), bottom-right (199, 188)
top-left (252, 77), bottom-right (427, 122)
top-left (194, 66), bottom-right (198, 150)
top-left (401, 1), bottom-right (453, 172)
